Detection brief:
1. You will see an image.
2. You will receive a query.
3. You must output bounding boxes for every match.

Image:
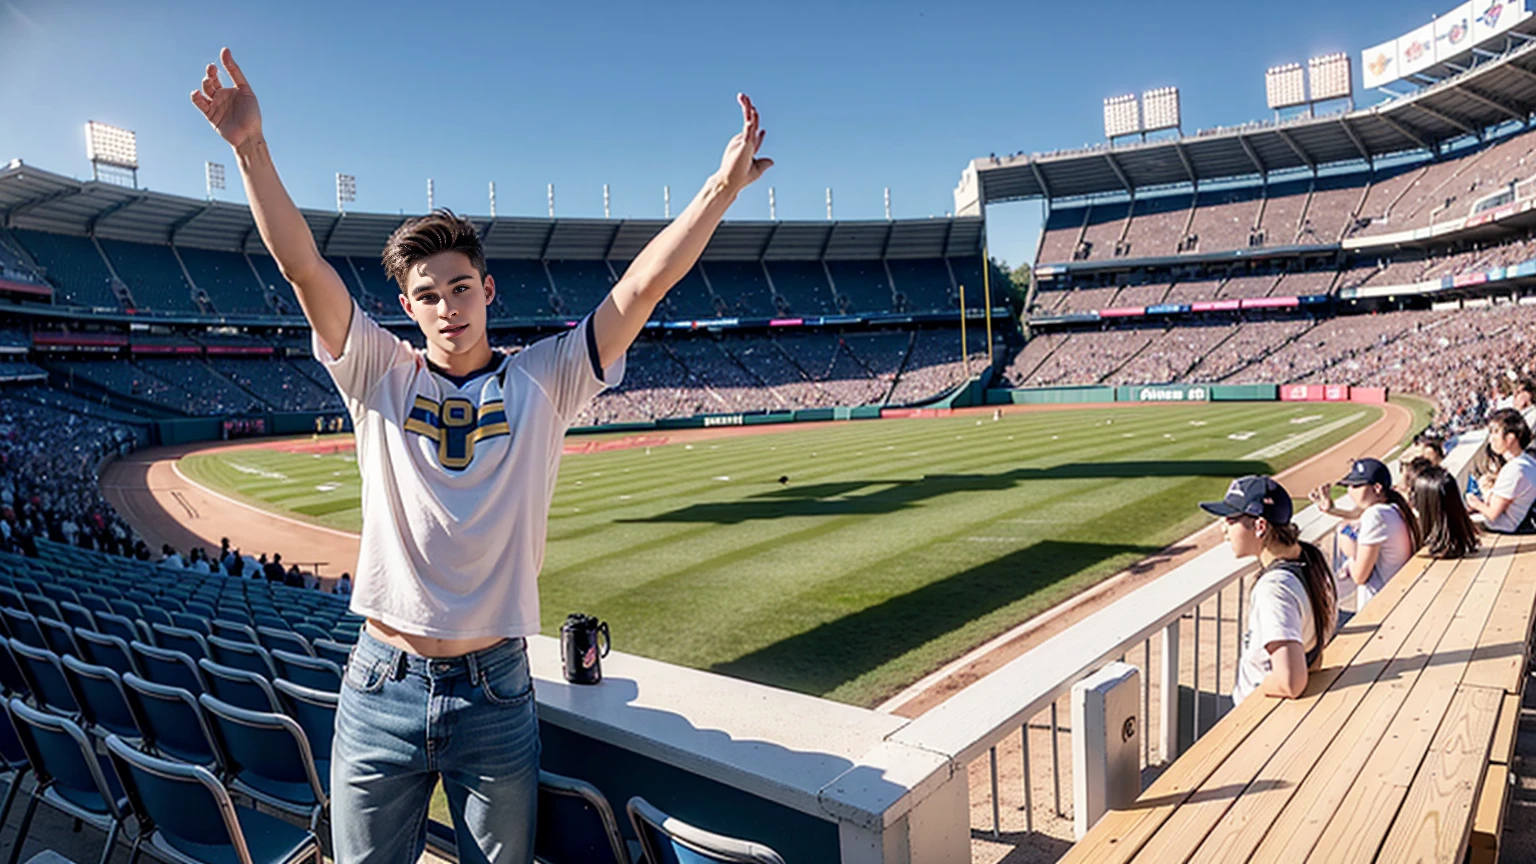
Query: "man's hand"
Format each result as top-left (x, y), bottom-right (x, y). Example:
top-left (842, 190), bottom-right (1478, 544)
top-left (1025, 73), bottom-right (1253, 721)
top-left (190, 48), bottom-right (262, 150)
top-left (715, 94), bottom-right (773, 195)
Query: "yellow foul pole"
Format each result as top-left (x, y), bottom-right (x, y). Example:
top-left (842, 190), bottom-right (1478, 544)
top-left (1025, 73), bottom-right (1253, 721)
top-left (981, 248), bottom-right (995, 367)
top-left (958, 282), bottom-right (971, 380)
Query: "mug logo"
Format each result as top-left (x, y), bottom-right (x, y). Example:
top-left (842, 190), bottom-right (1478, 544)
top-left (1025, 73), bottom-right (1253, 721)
top-left (582, 646), bottom-right (598, 669)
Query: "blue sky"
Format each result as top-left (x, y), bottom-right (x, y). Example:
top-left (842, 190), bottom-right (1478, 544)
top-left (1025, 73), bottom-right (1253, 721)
top-left (0, 0), bottom-right (1468, 268)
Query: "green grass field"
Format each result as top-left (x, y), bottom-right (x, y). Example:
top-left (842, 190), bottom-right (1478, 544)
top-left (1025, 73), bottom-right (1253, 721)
top-left (181, 402), bottom-right (1379, 707)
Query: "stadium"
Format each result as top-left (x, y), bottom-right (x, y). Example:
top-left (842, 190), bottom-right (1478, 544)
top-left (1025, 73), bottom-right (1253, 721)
top-left (3, 1), bottom-right (1536, 863)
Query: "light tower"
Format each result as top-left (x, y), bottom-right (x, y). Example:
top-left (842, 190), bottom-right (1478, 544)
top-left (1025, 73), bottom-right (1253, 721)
top-left (335, 173), bottom-right (356, 214)
top-left (84, 121), bottom-right (138, 188)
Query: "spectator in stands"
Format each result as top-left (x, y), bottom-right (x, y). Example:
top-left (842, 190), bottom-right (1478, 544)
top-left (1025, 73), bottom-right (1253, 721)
top-left (1467, 439), bottom-right (1506, 500)
top-left (160, 544), bottom-right (184, 569)
top-left (1412, 431), bottom-right (1446, 466)
top-left (1201, 476), bottom-right (1335, 704)
top-left (284, 563), bottom-right (304, 588)
top-left (1411, 466), bottom-right (1480, 559)
top-left (1317, 458), bottom-right (1421, 618)
top-left (336, 572), bottom-right (352, 596)
top-left (1515, 379), bottom-right (1536, 430)
top-left (262, 552), bottom-right (285, 583)
top-left (1467, 408), bottom-right (1536, 533)
top-left (1396, 456), bottom-right (1434, 495)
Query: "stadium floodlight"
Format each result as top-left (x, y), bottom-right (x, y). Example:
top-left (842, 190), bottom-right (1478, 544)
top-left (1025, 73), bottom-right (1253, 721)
top-left (768, 186), bottom-right (777, 221)
top-left (826, 187), bottom-right (833, 221)
top-left (664, 185), bottom-right (671, 219)
top-left (885, 187), bottom-right (891, 221)
top-left (426, 178), bottom-right (434, 212)
top-left (335, 173), bottom-right (356, 214)
top-left (84, 121), bottom-right (138, 187)
top-left (1265, 63), bottom-right (1307, 110)
top-left (603, 183), bottom-right (611, 219)
top-left (1102, 94), bottom-right (1141, 139)
top-left (548, 183), bottom-right (555, 218)
top-left (489, 181), bottom-right (496, 218)
top-left (205, 161), bottom-right (226, 200)
top-left (1308, 53), bottom-right (1353, 102)
top-left (1142, 87), bottom-right (1181, 133)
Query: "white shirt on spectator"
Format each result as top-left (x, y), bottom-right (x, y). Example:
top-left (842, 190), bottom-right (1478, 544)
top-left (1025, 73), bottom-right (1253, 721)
top-left (1353, 504), bottom-right (1415, 609)
top-left (161, 553), bottom-right (184, 569)
top-left (191, 559), bottom-right (210, 575)
top-left (1234, 564), bottom-right (1317, 705)
top-left (1488, 452), bottom-right (1536, 533)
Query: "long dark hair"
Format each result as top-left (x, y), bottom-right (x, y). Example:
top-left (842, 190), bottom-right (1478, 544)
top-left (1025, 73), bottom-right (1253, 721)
top-left (1411, 466), bottom-right (1480, 559)
top-left (1266, 520), bottom-right (1336, 649)
top-left (1381, 486), bottom-right (1423, 553)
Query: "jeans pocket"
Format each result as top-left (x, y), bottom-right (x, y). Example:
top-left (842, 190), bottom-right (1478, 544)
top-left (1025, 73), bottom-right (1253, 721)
top-left (479, 653), bottom-right (533, 706)
top-left (343, 656), bottom-right (389, 694)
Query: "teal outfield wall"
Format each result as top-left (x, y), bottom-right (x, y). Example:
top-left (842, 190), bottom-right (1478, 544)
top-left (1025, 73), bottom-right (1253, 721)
top-left (986, 383), bottom-right (1281, 406)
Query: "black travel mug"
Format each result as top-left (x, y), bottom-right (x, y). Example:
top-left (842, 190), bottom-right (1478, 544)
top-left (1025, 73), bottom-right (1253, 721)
top-left (560, 613), bottom-right (612, 685)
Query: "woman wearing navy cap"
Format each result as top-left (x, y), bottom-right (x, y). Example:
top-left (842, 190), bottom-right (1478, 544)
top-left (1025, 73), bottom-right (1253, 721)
top-left (1310, 457), bottom-right (1421, 617)
top-left (1201, 476), bottom-right (1336, 705)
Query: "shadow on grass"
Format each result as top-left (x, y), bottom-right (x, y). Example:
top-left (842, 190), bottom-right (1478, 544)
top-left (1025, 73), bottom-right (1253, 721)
top-left (710, 539), bottom-right (1158, 696)
top-left (622, 460), bottom-right (1272, 525)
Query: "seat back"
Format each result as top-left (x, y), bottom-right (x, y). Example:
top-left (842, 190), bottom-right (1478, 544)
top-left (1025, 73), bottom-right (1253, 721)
top-left (168, 612), bottom-right (211, 634)
top-left (20, 594), bottom-right (61, 622)
top-left (102, 734), bottom-right (254, 863)
top-left (129, 642), bottom-right (205, 694)
top-left (311, 639), bottom-right (351, 669)
top-left (271, 679), bottom-right (337, 763)
top-left (257, 626), bottom-right (312, 657)
top-left (149, 623), bottom-right (209, 661)
top-left (1, 607), bottom-right (46, 650)
top-left (140, 607), bottom-right (174, 628)
top-left (291, 623), bottom-right (332, 645)
top-left (535, 770), bottom-right (631, 864)
top-left (199, 694), bottom-right (326, 813)
top-left (0, 639), bottom-right (30, 699)
top-left (93, 612), bottom-right (142, 646)
top-left (198, 659), bottom-right (280, 713)
top-left (0, 586), bottom-right (24, 611)
top-left (6, 639), bottom-right (78, 716)
top-left (206, 635), bottom-right (275, 678)
top-left (37, 617), bottom-right (79, 659)
top-left (38, 583), bottom-right (78, 606)
top-left (270, 650), bottom-right (341, 691)
top-left (119, 673), bottom-right (224, 769)
top-left (627, 797), bottom-right (786, 864)
top-left (57, 602), bottom-right (97, 635)
top-left (72, 629), bottom-right (138, 678)
top-left (6, 697), bottom-right (124, 819)
top-left (77, 594), bottom-right (112, 615)
top-left (59, 655), bottom-right (139, 740)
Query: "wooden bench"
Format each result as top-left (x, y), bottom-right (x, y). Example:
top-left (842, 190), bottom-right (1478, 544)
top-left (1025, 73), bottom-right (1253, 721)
top-left (1061, 533), bottom-right (1536, 864)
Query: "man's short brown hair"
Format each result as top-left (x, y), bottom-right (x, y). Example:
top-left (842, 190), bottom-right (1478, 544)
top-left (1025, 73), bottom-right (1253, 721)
top-left (381, 209), bottom-right (486, 293)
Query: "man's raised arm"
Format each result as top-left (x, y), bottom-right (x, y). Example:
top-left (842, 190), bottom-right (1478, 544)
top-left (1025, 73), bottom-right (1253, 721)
top-left (593, 94), bottom-right (773, 368)
top-left (191, 48), bottom-right (353, 358)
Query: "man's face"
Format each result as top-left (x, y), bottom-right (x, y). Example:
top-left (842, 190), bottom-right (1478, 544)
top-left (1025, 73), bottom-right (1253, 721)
top-left (1516, 389), bottom-right (1533, 410)
top-left (397, 251), bottom-right (495, 360)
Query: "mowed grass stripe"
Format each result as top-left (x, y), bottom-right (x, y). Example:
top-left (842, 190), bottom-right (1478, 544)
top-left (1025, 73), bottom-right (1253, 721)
top-left (177, 403), bottom-right (1376, 706)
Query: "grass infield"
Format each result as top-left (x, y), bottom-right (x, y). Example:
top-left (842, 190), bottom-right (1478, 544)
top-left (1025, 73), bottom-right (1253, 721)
top-left (180, 401), bottom-right (1377, 708)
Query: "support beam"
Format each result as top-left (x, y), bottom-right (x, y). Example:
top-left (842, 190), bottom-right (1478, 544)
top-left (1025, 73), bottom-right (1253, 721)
top-left (1454, 84), bottom-right (1528, 122)
top-left (320, 213), bottom-right (343, 257)
top-left (1408, 101), bottom-right (1478, 136)
top-left (1102, 152), bottom-right (1134, 195)
top-left (1028, 160), bottom-right (1052, 199)
top-left (168, 203), bottom-right (214, 245)
top-left (85, 193), bottom-right (148, 235)
top-left (1236, 135), bottom-right (1266, 176)
top-left (1379, 114), bottom-right (1435, 152)
top-left (1338, 117), bottom-right (1372, 163)
top-left (1172, 140), bottom-right (1198, 186)
top-left (1499, 60), bottom-right (1536, 88)
top-left (1274, 128), bottom-right (1315, 171)
top-left (5, 187), bottom-right (86, 227)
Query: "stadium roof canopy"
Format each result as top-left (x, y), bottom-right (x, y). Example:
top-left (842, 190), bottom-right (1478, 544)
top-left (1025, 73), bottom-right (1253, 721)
top-left (0, 163), bottom-right (982, 261)
top-left (967, 27), bottom-right (1536, 205)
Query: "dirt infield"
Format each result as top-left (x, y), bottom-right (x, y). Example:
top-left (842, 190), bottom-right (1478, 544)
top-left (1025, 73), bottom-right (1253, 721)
top-left (99, 398), bottom-right (1413, 687)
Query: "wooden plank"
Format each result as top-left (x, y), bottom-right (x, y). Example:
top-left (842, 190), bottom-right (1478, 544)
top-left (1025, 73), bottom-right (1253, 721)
top-left (1490, 692), bottom-right (1521, 767)
top-left (1461, 539), bottom-right (1536, 693)
top-left (1375, 683), bottom-right (1503, 864)
top-left (1058, 552), bottom-right (1445, 864)
top-left (1244, 539), bottom-right (1504, 864)
top-left (1182, 556), bottom-right (1471, 864)
top-left (1302, 537), bottom-right (1514, 864)
top-left (1467, 762), bottom-right (1509, 864)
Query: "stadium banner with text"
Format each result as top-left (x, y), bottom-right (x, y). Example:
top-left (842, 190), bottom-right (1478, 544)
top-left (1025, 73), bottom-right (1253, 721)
top-left (1116, 384), bottom-right (1211, 402)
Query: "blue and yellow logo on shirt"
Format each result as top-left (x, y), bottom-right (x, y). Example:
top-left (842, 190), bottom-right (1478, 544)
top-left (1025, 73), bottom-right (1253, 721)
top-left (404, 396), bottom-right (509, 469)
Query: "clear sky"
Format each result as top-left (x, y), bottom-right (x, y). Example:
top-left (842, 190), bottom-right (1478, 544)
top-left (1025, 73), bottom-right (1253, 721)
top-left (0, 0), bottom-right (1463, 269)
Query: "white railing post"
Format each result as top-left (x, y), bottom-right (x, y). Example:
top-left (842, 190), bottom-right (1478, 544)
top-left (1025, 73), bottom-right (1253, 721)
top-left (1160, 619), bottom-right (1180, 763)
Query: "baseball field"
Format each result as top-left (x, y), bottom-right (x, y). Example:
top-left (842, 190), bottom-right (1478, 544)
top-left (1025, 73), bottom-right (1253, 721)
top-left (178, 401), bottom-right (1380, 708)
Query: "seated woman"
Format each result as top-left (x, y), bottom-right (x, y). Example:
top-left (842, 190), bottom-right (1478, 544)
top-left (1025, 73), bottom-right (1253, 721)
top-left (1466, 437), bottom-right (1506, 500)
top-left (1411, 465), bottom-right (1480, 559)
top-left (1466, 408), bottom-right (1536, 534)
top-left (1311, 457), bottom-right (1421, 616)
top-left (1201, 475), bottom-right (1336, 705)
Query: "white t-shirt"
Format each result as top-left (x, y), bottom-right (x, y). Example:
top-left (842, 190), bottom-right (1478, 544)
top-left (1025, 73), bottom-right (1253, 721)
top-left (315, 301), bottom-right (622, 639)
top-left (1487, 451), bottom-right (1536, 533)
top-left (1233, 564), bottom-right (1318, 705)
top-left (1352, 503), bottom-right (1415, 609)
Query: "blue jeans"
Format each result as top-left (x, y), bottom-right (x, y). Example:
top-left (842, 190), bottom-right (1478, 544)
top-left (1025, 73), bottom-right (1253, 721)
top-left (331, 630), bottom-right (540, 864)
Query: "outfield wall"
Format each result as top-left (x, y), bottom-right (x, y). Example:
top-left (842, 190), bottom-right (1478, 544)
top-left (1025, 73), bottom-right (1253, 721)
top-left (984, 382), bottom-right (1388, 406)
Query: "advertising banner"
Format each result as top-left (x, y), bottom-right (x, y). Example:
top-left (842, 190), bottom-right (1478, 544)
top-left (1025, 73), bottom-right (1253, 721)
top-left (1324, 384), bottom-right (1351, 401)
top-left (1350, 386), bottom-right (1389, 404)
top-left (1399, 22), bottom-right (1438, 77)
top-left (1279, 384), bottom-right (1326, 402)
top-left (1118, 384), bottom-right (1210, 402)
top-left (1435, 2), bottom-right (1476, 62)
top-left (1362, 37), bottom-right (1399, 89)
top-left (1474, 0), bottom-right (1528, 43)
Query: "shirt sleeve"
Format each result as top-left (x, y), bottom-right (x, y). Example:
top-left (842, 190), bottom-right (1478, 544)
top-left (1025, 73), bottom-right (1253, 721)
top-left (1493, 460), bottom-right (1523, 501)
top-left (1252, 576), bottom-right (1306, 652)
top-left (509, 314), bottom-right (626, 422)
top-left (312, 300), bottom-right (414, 406)
top-left (1356, 506), bottom-right (1389, 546)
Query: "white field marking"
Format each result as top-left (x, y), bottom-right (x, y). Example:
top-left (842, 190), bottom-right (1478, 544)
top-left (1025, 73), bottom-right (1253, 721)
top-left (618, 495), bottom-right (632, 500)
top-left (1227, 431), bottom-right (1257, 441)
top-left (314, 482), bottom-right (340, 492)
top-left (171, 463), bottom-right (359, 539)
top-left (312, 454), bottom-right (322, 459)
top-left (1189, 420), bottom-right (1207, 426)
top-left (684, 445), bottom-right (694, 450)
top-left (574, 481), bottom-right (583, 486)
top-left (1242, 411), bottom-right (1367, 460)
top-left (1050, 435), bottom-right (1059, 441)
top-left (225, 462), bottom-right (288, 481)
top-left (1122, 432), bottom-right (1136, 437)
top-left (712, 476), bottom-right (731, 482)
top-left (1290, 414), bottom-right (1324, 425)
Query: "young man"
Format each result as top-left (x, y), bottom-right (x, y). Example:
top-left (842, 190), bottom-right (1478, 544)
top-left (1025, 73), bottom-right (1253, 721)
top-left (1467, 408), bottom-right (1536, 534)
top-left (191, 47), bottom-right (771, 864)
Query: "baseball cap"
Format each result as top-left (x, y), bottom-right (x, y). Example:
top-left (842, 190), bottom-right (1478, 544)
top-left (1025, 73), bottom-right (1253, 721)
top-left (1338, 457), bottom-right (1392, 488)
top-left (1199, 475), bottom-right (1293, 524)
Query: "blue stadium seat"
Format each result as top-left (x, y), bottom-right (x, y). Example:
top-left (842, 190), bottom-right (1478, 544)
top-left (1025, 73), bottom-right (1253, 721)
top-left (129, 642), bottom-right (206, 695)
top-left (93, 611), bottom-right (144, 647)
top-left (627, 797), bottom-right (785, 864)
top-left (119, 674), bottom-right (224, 770)
top-left (57, 602), bottom-right (98, 635)
top-left (271, 679), bottom-right (335, 766)
top-left (20, 594), bottom-right (61, 622)
top-left (310, 639), bottom-right (351, 670)
top-left (170, 611), bottom-right (212, 634)
top-left (198, 659), bottom-right (281, 713)
top-left (58, 655), bottom-right (140, 745)
top-left (257, 626), bottom-right (312, 658)
top-left (207, 635), bottom-right (276, 679)
top-left (8, 229), bottom-right (120, 309)
top-left (1, 608), bottom-right (47, 651)
top-left (4, 698), bottom-right (131, 864)
top-left (535, 770), bottom-right (631, 864)
top-left (199, 695), bottom-right (329, 832)
top-left (5, 640), bottom-right (77, 717)
top-left (96, 237), bottom-right (197, 313)
top-left (291, 622), bottom-right (331, 645)
top-left (149, 622), bottom-right (210, 661)
top-left (104, 734), bottom-right (322, 864)
top-left (269, 651), bottom-right (340, 692)
top-left (36, 617), bottom-right (79, 659)
top-left (71, 629), bottom-right (139, 679)
top-left (0, 701), bottom-right (29, 843)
